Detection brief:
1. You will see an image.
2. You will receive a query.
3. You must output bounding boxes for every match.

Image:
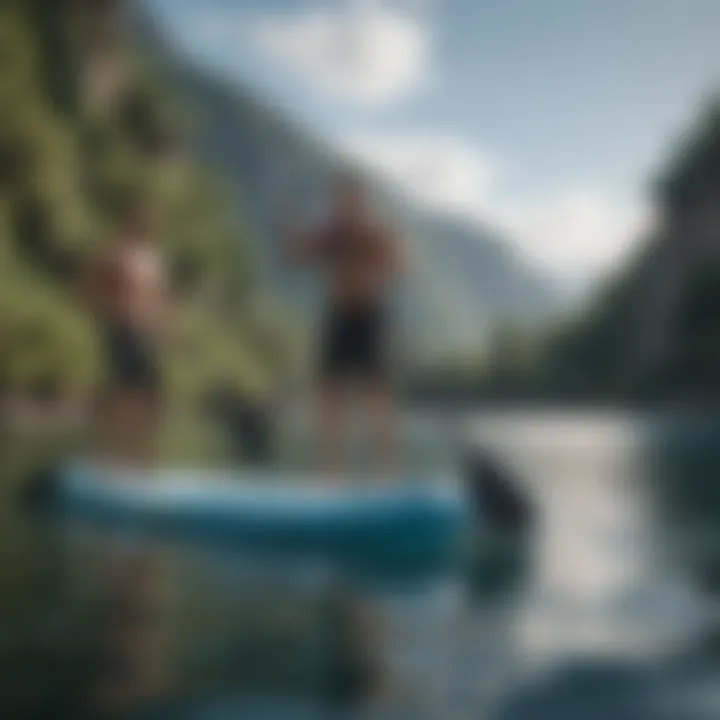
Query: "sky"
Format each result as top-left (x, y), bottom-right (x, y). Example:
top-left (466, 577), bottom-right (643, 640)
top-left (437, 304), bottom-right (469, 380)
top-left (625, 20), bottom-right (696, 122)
top-left (146, 0), bottom-right (720, 291)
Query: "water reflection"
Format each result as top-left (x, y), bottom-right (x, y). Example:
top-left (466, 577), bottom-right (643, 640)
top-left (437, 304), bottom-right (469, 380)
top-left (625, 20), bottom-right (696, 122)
top-left (85, 544), bottom-right (173, 717)
top-left (3, 412), bottom-right (720, 717)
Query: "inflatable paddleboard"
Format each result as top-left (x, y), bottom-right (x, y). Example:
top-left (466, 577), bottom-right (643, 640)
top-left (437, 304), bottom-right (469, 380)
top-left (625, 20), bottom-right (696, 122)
top-left (32, 463), bottom-right (473, 564)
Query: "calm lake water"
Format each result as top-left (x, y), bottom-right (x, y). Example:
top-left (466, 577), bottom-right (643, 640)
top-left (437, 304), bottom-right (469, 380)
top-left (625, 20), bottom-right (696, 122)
top-left (2, 410), bottom-right (720, 719)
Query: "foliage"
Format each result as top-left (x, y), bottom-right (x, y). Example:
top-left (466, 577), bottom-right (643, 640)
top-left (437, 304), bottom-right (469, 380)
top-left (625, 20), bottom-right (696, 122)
top-left (409, 98), bottom-right (720, 404)
top-left (666, 264), bottom-right (720, 393)
top-left (478, 98), bottom-right (720, 404)
top-left (659, 100), bottom-right (720, 209)
top-left (0, 1), bottom-right (292, 406)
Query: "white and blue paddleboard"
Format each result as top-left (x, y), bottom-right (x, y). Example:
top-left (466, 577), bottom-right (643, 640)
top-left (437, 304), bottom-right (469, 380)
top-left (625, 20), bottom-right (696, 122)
top-left (37, 463), bottom-right (473, 564)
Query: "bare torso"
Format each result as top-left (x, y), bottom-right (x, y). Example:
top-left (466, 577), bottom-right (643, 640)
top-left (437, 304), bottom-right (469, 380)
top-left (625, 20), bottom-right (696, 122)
top-left (316, 220), bottom-right (398, 308)
top-left (92, 241), bottom-right (166, 336)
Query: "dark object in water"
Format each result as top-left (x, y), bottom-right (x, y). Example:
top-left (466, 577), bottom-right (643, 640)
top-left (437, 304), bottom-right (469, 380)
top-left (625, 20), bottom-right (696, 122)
top-left (204, 388), bottom-right (274, 464)
top-left (462, 448), bottom-right (534, 533)
top-left (462, 448), bottom-right (534, 602)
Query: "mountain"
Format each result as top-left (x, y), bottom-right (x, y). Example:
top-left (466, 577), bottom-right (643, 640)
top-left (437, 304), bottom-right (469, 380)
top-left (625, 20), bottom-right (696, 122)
top-left (465, 100), bottom-right (720, 404)
top-left (133, 12), bottom-right (558, 359)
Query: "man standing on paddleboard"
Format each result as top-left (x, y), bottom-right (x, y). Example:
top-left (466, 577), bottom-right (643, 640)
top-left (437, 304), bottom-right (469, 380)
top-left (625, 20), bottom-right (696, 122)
top-left (81, 201), bottom-right (170, 464)
top-left (287, 172), bottom-right (404, 475)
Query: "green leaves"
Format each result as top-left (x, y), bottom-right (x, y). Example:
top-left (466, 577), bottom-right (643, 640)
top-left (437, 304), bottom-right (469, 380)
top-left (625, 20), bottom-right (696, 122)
top-left (0, 260), bottom-right (99, 395)
top-left (0, 2), bottom-right (292, 406)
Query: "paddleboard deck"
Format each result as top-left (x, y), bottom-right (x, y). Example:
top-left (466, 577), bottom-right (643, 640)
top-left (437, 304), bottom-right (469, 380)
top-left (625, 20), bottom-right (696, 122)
top-left (34, 462), bottom-right (473, 563)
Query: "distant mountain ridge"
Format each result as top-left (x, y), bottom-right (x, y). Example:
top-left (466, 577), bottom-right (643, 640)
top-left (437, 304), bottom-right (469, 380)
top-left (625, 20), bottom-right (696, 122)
top-left (134, 12), bottom-right (559, 359)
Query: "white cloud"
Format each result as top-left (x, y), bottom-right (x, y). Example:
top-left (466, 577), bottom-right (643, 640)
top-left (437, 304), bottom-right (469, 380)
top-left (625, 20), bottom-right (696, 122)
top-left (341, 130), bottom-right (654, 288)
top-left (496, 190), bottom-right (654, 289)
top-left (343, 131), bottom-right (497, 212)
top-left (253, 0), bottom-right (433, 107)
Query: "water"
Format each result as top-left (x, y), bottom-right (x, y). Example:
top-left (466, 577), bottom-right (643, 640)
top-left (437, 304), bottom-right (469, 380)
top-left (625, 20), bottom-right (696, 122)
top-left (2, 411), bottom-right (720, 719)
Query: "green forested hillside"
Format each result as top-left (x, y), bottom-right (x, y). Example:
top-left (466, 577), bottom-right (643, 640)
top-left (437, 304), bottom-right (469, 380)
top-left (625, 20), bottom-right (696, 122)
top-left (538, 100), bottom-right (720, 403)
top-left (0, 0), bottom-right (294, 406)
top-left (409, 99), bottom-right (720, 404)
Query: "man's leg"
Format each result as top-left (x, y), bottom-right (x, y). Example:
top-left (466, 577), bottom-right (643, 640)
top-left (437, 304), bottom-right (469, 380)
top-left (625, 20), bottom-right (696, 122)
top-left (123, 389), bottom-right (161, 466)
top-left (100, 327), bottom-right (162, 467)
top-left (361, 304), bottom-right (397, 476)
top-left (92, 387), bottom-right (114, 462)
top-left (319, 379), bottom-right (346, 477)
top-left (93, 384), bottom-right (141, 466)
top-left (120, 334), bottom-right (163, 466)
top-left (366, 380), bottom-right (398, 476)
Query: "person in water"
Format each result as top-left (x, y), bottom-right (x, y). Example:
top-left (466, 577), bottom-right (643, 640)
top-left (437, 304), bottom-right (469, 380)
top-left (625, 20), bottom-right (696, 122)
top-left (82, 203), bottom-right (170, 464)
top-left (287, 173), bottom-right (404, 475)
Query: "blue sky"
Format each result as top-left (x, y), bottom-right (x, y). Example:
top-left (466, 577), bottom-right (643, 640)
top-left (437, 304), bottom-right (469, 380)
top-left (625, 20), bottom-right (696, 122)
top-left (146, 0), bottom-right (720, 289)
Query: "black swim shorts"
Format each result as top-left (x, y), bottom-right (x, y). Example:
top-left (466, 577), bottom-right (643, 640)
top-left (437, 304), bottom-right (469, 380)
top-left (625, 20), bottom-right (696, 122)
top-left (319, 304), bottom-right (390, 381)
top-left (103, 322), bottom-right (161, 394)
